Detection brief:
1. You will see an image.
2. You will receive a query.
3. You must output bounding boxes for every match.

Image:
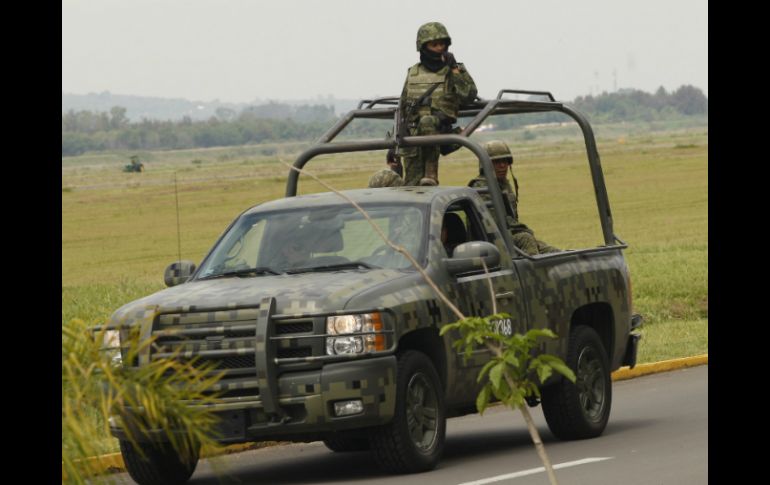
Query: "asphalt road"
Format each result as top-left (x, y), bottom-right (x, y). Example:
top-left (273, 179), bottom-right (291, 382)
top-left (112, 365), bottom-right (707, 484)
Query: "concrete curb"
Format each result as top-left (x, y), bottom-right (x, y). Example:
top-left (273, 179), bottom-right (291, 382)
top-left (64, 354), bottom-right (707, 480)
top-left (611, 354), bottom-right (708, 381)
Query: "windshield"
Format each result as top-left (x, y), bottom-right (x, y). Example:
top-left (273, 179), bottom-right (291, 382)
top-left (196, 203), bottom-right (427, 278)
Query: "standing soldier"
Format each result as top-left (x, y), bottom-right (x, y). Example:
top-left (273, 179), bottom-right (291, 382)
top-left (468, 140), bottom-right (559, 255)
top-left (399, 22), bottom-right (477, 186)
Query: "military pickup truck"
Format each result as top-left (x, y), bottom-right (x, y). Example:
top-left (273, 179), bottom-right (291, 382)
top-left (105, 90), bottom-right (642, 485)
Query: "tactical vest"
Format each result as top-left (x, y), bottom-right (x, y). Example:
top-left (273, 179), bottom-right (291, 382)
top-left (468, 175), bottom-right (520, 222)
top-left (405, 63), bottom-right (459, 121)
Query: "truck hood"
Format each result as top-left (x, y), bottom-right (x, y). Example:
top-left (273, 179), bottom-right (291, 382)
top-left (109, 268), bottom-right (412, 325)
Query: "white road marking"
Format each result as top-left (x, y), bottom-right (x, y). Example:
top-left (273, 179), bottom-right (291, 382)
top-left (456, 457), bottom-right (614, 485)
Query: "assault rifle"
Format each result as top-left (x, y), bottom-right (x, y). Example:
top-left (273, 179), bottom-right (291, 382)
top-left (394, 82), bottom-right (441, 150)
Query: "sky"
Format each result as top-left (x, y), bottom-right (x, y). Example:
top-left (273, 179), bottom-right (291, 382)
top-left (62, 0), bottom-right (707, 103)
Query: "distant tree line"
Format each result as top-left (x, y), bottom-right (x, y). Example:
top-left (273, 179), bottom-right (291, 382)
top-left (62, 102), bottom-right (338, 156)
top-left (572, 84), bottom-right (707, 121)
top-left (62, 86), bottom-right (707, 156)
top-left (492, 84), bottom-right (707, 130)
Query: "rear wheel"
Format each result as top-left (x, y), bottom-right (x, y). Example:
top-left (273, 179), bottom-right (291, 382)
top-left (119, 440), bottom-right (199, 485)
top-left (368, 350), bottom-right (445, 473)
top-left (541, 325), bottom-right (612, 440)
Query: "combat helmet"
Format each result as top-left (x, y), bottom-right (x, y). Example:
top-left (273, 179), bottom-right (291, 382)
top-left (368, 169), bottom-right (404, 188)
top-left (478, 140), bottom-right (514, 174)
top-left (484, 140), bottom-right (513, 164)
top-left (416, 22), bottom-right (452, 51)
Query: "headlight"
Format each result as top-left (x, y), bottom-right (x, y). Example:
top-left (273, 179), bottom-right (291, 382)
top-left (102, 330), bottom-right (123, 366)
top-left (326, 313), bottom-right (385, 355)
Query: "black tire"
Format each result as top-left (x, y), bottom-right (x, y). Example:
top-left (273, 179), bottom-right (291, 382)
top-left (119, 440), bottom-right (199, 485)
top-left (323, 431), bottom-right (370, 452)
top-left (541, 325), bottom-right (612, 440)
top-left (368, 350), bottom-right (446, 473)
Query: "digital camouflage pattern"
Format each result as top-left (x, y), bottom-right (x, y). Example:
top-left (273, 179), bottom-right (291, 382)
top-left (468, 140), bottom-right (560, 256)
top-left (368, 168), bottom-right (404, 188)
top-left (399, 23), bottom-right (477, 186)
top-left (163, 260), bottom-right (197, 287)
top-left (108, 186), bottom-right (633, 446)
top-left (468, 174), bottom-right (559, 255)
top-left (484, 139), bottom-right (514, 163)
top-left (399, 64), bottom-right (477, 185)
top-left (415, 21), bottom-right (452, 51)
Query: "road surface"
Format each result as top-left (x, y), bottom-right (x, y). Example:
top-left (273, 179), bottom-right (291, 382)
top-left (112, 365), bottom-right (707, 484)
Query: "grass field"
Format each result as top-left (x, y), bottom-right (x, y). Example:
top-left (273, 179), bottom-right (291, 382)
top-left (62, 118), bottom-right (708, 364)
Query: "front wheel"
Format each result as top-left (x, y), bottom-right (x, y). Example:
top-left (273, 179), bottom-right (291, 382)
top-left (119, 440), bottom-right (199, 485)
top-left (368, 350), bottom-right (446, 473)
top-left (323, 430), bottom-right (370, 452)
top-left (541, 325), bottom-right (612, 440)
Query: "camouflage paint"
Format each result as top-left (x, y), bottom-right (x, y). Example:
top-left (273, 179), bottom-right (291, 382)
top-left (107, 186), bottom-right (632, 444)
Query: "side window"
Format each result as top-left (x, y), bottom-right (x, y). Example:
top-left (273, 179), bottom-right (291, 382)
top-left (442, 199), bottom-right (487, 257)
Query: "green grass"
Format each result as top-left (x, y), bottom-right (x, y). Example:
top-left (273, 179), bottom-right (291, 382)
top-left (62, 119), bottom-right (707, 458)
top-left (636, 319), bottom-right (708, 363)
top-left (62, 120), bottom-right (708, 362)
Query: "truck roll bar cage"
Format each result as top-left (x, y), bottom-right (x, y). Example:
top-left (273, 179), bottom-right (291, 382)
top-left (286, 89), bottom-right (617, 249)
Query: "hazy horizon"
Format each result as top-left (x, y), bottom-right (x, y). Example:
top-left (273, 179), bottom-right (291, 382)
top-left (62, 0), bottom-right (707, 104)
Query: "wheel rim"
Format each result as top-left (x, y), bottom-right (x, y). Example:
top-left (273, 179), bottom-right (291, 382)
top-left (406, 372), bottom-right (439, 451)
top-left (575, 346), bottom-right (606, 422)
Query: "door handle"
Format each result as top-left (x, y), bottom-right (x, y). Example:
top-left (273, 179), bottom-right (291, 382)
top-left (495, 291), bottom-right (514, 299)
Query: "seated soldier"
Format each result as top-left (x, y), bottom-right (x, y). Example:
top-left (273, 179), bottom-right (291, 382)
top-left (272, 224), bottom-right (314, 269)
top-left (386, 147), bottom-right (404, 177)
top-left (368, 149), bottom-right (405, 188)
top-left (468, 140), bottom-right (559, 256)
top-left (278, 239), bottom-right (311, 269)
top-left (441, 212), bottom-right (467, 256)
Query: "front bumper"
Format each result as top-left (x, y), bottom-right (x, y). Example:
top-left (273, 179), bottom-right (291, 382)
top-left (111, 296), bottom-right (399, 443)
top-left (110, 354), bottom-right (397, 443)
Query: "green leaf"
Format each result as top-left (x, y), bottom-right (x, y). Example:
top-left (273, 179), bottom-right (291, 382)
top-left (476, 384), bottom-right (492, 414)
top-left (549, 361), bottom-right (576, 382)
top-left (477, 359), bottom-right (497, 382)
top-left (538, 355), bottom-right (576, 382)
top-left (489, 362), bottom-right (505, 389)
top-left (536, 365), bottom-right (552, 384)
top-left (463, 347), bottom-right (473, 360)
top-left (527, 328), bottom-right (557, 340)
top-left (503, 352), bottom-right (519, 368)
top-left (507, 393), bottom-right (525, 408)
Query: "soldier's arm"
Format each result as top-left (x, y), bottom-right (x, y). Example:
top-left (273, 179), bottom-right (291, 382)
top-left (451, 63), bottom-right (478, 103)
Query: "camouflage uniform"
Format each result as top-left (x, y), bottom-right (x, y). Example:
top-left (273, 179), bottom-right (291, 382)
top-left (368, 168), bottom-right (405, 188)
top-left (399, 22), bottom-right (477, 186)
top-left (468, 141), bottom-right (559, 256)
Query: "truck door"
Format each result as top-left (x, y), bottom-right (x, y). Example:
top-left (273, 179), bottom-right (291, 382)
top-left (440, 199), bottom-right (528, 407)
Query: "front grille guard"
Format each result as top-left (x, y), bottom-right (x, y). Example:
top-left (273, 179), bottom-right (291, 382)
top-left (149, 297), bottom-right (396, 418)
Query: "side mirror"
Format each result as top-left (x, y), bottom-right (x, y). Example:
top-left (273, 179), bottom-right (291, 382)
top-left (444, 241), bottom-right (500, 275)
top-left (164, 260), bottom-right (197, 287)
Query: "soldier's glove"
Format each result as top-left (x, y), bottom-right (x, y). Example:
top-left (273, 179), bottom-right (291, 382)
top-left (443, 51), bottom-right (458, 69)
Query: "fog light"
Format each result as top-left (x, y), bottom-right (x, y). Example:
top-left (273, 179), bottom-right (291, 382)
top-left (333, 399), bottom-right (364, 417)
